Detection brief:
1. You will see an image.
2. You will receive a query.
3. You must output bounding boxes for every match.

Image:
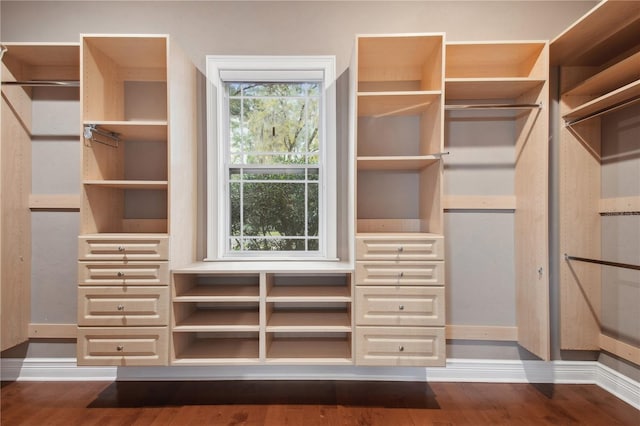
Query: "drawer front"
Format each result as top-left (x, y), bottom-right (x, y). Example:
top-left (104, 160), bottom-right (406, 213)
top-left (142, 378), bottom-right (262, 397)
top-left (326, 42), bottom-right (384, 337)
top-left (78, 286), bottom-right (169, 326)
top-left (78, 261), bottom-right (169, 286)
top-left (355, 287), bottom-right (444, 326)
top-left (78, 235), bottom-right (169, 261)
top-left (355, 261), bottom-right (444, 286)
top-left (356, 235), bottom-right (444, 261)
top-left (355, 326), bottom-right (445, 367)
top-left (77, 327), bottom-right (168, 366)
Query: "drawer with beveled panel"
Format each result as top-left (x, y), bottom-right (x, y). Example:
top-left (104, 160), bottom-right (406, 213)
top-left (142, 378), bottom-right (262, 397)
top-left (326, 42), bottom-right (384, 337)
top-left (78, 261), bottom-right (169, 286)
top-left (355, 261), bottom-right (444, 286)
top-left (78, 235), bottom-right (169, 261)
top-left (78, 286), bottom-right (169, 326)
top-left (355, 286), bottom-right (445, 326)
top-left (355, 326), bottom-right (445, 367)
top-left (356, 234), bottom-right (444, 261)
top-left (77, 326), bottom-right (168, 366)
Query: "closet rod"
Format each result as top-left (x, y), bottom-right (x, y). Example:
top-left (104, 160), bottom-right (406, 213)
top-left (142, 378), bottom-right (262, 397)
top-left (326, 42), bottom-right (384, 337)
top-left (444, 103), bottom-right (542, 110)
top-left (565, 96), bottom-right (640, 127)
top-left (564, 254), bottom-right (640, 271)
top-left (1, 80), bottom-right (79, 87)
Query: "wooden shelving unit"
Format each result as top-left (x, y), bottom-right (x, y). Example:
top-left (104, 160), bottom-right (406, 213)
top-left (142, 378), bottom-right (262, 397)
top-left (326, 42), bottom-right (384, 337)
top-left (171, 269), bottom-right (353, 365)
top-left (552, 0), bottom-right (640, 364)
top-left (353, 34), bottom-right (446, 367)
top-left (77, 34), bottom-right (197, 366)
top-left (444, 40), bottom-right (550, 359)
top-left (1, 42), bottom-right (80, 349)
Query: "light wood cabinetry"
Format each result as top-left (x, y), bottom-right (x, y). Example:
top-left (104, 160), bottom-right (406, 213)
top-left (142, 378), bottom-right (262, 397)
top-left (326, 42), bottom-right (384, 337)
top-left (1, 43), bottom-right (80, 350)
top-left (353, 34), bottom-right (446, 366)
top-left (77, 35), bottom-right (196, 366)
top-left (551, 0), bottom-right (640, 364)
top-left (171, 264), bottom-right (353, 365)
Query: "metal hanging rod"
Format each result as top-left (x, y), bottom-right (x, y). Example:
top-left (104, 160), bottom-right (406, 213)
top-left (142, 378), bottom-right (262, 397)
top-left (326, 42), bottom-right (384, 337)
top-left (565, 96), bottom-right (640, 127)
top-left (83, 125), bottom-right (120, 148)
top-left (564, 254), bottom-right (640, 271)
top-left (433, 151), bottom-right (450, 158)
top-left (444, 103), bottom-right (542, 110)
top-left (2, 80), bottom-right (79, 87)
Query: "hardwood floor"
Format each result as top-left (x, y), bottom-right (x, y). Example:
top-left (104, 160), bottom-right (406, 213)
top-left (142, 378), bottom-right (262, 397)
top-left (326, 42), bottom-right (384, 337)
top-left (1, 380), bottom-right (638, 425)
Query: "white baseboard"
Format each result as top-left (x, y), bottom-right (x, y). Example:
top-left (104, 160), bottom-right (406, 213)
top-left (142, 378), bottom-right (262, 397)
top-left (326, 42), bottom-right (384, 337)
top-left (1, 358), bottom-right (638, 409)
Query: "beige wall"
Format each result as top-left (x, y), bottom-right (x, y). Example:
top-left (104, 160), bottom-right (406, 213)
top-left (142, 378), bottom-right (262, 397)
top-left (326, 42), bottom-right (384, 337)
top-left (2, 1), bottom-right (605, 364)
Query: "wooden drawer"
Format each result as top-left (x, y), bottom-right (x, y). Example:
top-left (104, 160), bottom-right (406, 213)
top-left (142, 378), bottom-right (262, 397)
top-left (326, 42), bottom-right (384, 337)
top-left (355, 326), bottom-right (445, 366)
top-left (78, 235), bottom-right (168, 261)
top-left (356, 234), bottom-right (444, 261)
top-left (78, 261), bottom-right (169, 286)
top-left (355, 261), bottom-right (444, 286)
top-left (355, 286), bottom-right (444, 326)
top-left (78, 286), bottom-right (169, 326)
top-left (77, 327), bottom-right (168, 366)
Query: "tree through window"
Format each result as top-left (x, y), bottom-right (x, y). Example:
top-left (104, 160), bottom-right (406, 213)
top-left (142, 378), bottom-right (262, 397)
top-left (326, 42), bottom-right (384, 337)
top-left (227, 82), bottom-right (320, 252)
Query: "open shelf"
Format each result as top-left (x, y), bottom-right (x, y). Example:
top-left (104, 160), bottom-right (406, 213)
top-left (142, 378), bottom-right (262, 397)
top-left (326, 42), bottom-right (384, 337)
top-left (173, 304), bottom-right (260, 332)
top-left (84, 121), bottom-right (168, 141)
top-left (562, 79), bottom-right (640, 123)
top-left (446, 42), bottom-right (547, 79)
top-left (266, 334), bottom-right (352, 363)
top-left (565, 51), bottom-right (640, 97)
top-left (445, 78), bottom-right (545, 100)
top-left (174, 273), bottom-right (260, 302)
top-left (265, 272), bottom-right (351, 302)
top-left (266, 309), bottom-right (351, 332)
top-left (357, 156), bottom-right (440, 171)
top-left (83, 180), bottom-right (168, 189)
top-left (172, 332), bottom-right (260, 364)
top-left (357, 92), bottom-right (440, 117)
top-left (1, 43), bottom-right (79, 82)
top-left (82, 36), bottom-right (167, 122)
top-left (357, 34), bottom-right (443, 92)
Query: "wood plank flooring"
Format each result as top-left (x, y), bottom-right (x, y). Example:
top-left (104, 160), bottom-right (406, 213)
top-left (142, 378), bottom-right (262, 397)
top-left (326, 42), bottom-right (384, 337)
top-left (1, 380), bottom-right (638, 425)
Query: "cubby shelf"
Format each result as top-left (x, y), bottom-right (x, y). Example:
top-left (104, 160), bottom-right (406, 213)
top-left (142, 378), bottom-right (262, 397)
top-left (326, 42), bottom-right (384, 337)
top-left (174, 310), bottom-right (260, 332)
top-left (174, 285), bottom-right (260, 302)
top-left (172, 334), bottom-right (260, 364)
top-left (266, 337), bottom-right (352, 363)
top-left (266, 286), bottom-right (350, 302)
top-left (266, 311), bottom-right (351, 332)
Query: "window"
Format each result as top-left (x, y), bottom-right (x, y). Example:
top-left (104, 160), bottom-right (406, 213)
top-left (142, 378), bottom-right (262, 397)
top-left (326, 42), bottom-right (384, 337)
top-left (206, 56), bottom-right (336, 260)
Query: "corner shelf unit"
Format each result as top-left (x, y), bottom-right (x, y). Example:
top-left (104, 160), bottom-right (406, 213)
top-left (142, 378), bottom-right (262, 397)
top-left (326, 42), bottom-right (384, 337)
top-left (443, 41), bottom-right (550, 360)
top-left (552, 0), bottom-right (640, 364)
top-left (171, 264), bottom-right (353, 365)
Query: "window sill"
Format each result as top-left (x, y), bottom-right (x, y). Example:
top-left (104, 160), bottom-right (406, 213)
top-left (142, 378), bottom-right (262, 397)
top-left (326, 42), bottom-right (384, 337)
top-left (174, 260), bottom-right (353, 274)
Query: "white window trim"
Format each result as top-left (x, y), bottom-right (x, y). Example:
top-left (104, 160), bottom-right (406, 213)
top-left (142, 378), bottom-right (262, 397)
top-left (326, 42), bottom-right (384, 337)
top-left (205, 55), bottom-right (337, 261)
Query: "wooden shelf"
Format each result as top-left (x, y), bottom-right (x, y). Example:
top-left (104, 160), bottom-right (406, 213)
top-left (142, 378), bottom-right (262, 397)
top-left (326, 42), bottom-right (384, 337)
top-left (83, 36), bottom-right (167, 77)
top-left (357, 155), bottom-right (440, 171)
top-left (83, 180), bottom-right (168, 189)
top-left (564, 50), bottom-right (640, 97)
top-left (550, 1), bottom-right (640, 66)
top-left (266, 337), bottom-right (352, 363)
top-left (443, 195), bottom-right (516, 211)
top-left (599, 196), bottom-right (640, 214)
top-left (445, 78), bottom-right (545, 100)
top-left (84, 121), bottom-right (168, 142)
top-left (174, 310), bottom-right (260, 332)
top-left (267, 311), bottom-right (351, 332)
top-left (446, 42), bottom-right (546, 79)
top-left (562, 79), bottom-right (640, 123)
top-left (1, 43), bottom-right (79, 81)
top-left (267, 286), bottom-right (350, 302)
top-left (174, 285), bottom-right (260, 302)
top-left (357, 92), bottom-right (440, 117)
top-left (172, 337), bottom-right (260, 363)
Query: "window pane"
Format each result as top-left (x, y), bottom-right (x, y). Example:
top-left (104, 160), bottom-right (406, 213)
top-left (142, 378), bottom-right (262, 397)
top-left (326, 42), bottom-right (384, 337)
top-left (240, 237), bottom-right (307, 251)
top-left (308, 239), bottom-right (319, 251)
top-left (242, 182), bottom-right (305, 237)
top-left (229, 182), bottom-right (241, 236)
top-left (231, 168), bottom-right (307, 181)
top-left (306, 97), bottom-right (320, 153)
top-left (307, 168), bottom-right (319, 181)
top-left (228, 83), bottom-right (243, 97)
top-left (308, 183), bottom-right (319, 236)
top-left (229, 98), bottom-right (242, 152)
